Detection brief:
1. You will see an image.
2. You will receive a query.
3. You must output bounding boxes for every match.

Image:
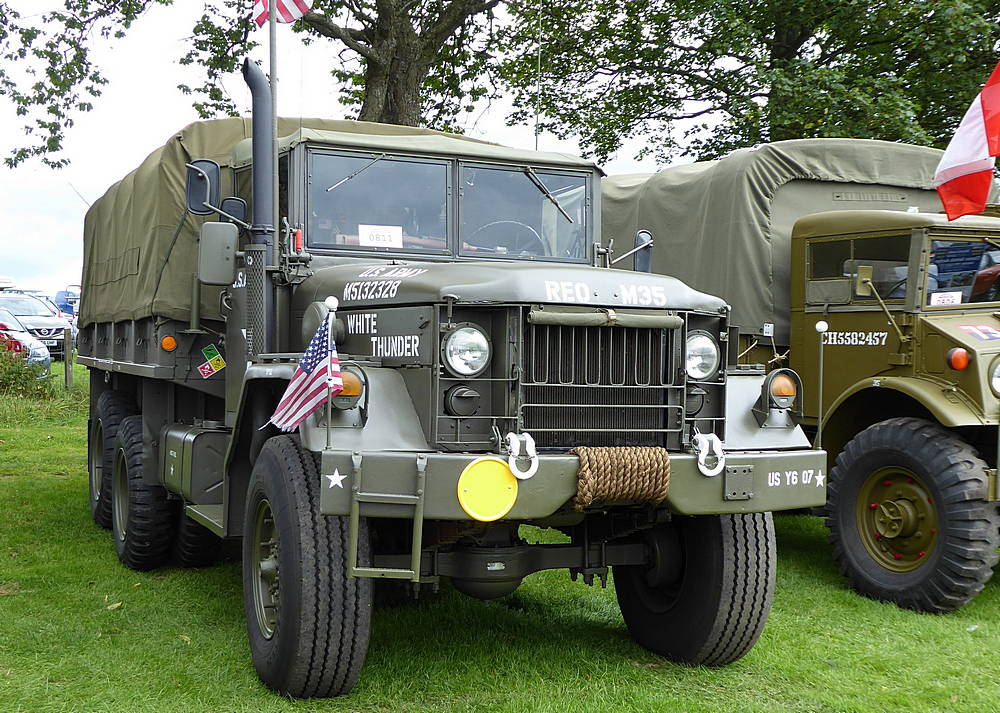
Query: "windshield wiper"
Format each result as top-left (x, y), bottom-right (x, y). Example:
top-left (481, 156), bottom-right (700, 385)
top-left (523, 167), bottom-right (573, 223)
top-left (326, 153), bottom-right (387, 192)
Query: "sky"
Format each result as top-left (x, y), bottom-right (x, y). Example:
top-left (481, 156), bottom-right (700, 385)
top-left (0, 1), bottom-right (661, 296)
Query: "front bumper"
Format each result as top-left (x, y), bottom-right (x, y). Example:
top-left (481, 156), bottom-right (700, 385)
top-left (319, 447), bottom-right (828, 521)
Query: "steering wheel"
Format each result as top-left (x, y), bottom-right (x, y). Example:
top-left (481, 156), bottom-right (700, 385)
top-left (466, 220), bottom-right (547, 255)
top-left (886, 278), bottom-right (909, 299)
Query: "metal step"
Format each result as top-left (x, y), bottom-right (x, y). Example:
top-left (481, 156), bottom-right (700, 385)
top-left (185, 504), bottom-right (224, 535)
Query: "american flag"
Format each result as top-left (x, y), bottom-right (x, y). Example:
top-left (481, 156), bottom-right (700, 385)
top-left (268, 313), bottom-right (343, 431)
top-left (253, 0), bottom-right (313, 28)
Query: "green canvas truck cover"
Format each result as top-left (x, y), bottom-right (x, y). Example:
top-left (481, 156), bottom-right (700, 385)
top-left (601, 139), bottom-right (951, 343)
top-left (81, 117), bottom-right (595, 327)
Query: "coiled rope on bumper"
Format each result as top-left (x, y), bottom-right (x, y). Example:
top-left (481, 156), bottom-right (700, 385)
top-left (569, 446), bottom-right (671, 511)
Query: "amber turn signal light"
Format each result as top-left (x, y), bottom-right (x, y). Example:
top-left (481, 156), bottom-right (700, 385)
top-left (160, 335), bottom-right (177, 352)
top-left (947, 347), bottom-right (970, 370)
top-left (770, 373), bottom-right (797, 399)
top-left (340, 370), bottom-right (362, 397)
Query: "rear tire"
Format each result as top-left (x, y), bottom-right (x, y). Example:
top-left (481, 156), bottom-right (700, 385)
top-left (172, 511), bottom-right (222, 568)
top-left (111, 416), bottom-right (175, 570)
top-left (242, 436), bottom-right (372, 698)
top-left (826, 417), bottom-right (1000, 612)
top-left (614, 513), bottom-right (775, 666)
top-left (88, 390), bottom-right (136, 529)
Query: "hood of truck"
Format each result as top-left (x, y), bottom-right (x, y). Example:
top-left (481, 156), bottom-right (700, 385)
top-left (293, 260), bottom-right (728, 313)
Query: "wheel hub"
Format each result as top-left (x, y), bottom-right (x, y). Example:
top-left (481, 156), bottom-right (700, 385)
top-left (857, 466), bottom-right (938, 573)
top-left (251, 499), bottom-right (280, 640)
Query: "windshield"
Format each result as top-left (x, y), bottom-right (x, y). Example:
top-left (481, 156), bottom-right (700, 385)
top-left (926, 240), bottom-right (1000, 306)
top-left (460, 166), bottom-right (588, 260)
top-left (307, 152), bottom-right (448, 253)
top-left (0, 307), bottom-right (27, 330)
top-left (0, 294), bottom-right (54, 316)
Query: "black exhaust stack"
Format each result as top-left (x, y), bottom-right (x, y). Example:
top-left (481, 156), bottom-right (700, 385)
top-left (241, 58), bottom-right (275, 354)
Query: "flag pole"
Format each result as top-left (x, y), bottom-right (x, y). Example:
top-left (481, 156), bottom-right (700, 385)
top-left (324, 296), bottom-right (339, 450)
top-left (269, 0), bottom-right (279, 272)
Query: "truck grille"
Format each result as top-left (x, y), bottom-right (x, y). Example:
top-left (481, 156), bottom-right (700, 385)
top-left (520, 323), bottom-right (683, 448)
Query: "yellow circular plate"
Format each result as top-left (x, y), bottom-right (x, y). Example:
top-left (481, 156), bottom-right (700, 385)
top-left (456, 457), bottom-right (518, 522)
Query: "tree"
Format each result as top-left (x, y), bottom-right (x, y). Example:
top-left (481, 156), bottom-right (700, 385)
top-left (0, 0), bottom-right (500, 168)
top-left (181, 1), bottom-right (501, 129)
top-left (0, 0), bottom-right (169, 167)
top-left (498, 0), bottom-right (1000, 163)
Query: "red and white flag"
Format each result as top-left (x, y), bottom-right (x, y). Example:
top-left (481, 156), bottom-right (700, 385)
top-left (934, 61), bottom-right (1000, 220)
top-left (268, 313), bottom-right (344, 431)
top-left (253, 0), bottom-right (313, 28)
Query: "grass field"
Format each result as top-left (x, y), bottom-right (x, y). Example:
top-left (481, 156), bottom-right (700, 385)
top-left (1, 363), bottom-right (998, 712)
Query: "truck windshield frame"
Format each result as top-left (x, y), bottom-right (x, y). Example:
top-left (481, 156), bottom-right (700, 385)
top-left (923, 235), bottom-right (1000, 309)
top-left (303, 147), bottom-right (593, 264)
top-left (458, 162), bottom-right (590, 263)
top-left (306, 149), bottom-right (452, 256)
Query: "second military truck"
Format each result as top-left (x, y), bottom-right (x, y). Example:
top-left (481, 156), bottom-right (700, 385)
top-left (78, 60), bottom-right (826, 698)
top-left (604, 138), bottom-right (1000, 613)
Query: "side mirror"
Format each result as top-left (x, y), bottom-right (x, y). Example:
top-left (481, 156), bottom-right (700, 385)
top-left (855, 265), bottom-right (874, 296)
top-left (198, 222), bottom-right (238, 286)
top-left (219, 197), bottom-right (249, 226)
top-left (634, 230), bottom-right (654, 273)
top-left (185, 159), bottom-right (221, 216)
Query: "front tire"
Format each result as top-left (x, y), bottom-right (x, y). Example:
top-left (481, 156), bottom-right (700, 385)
top-left (88, 390), bottom-right (136, 529)
top-left (614, 513), bottom-right (775, 666)
top-left (826, 417), bottom-right (1000, 612)
top-left (242, 436), bottom-right (372, 698)
top-left (111, 416), bottom-right (175, 570)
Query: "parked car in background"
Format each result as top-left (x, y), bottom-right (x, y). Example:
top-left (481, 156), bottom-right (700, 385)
top-left (0, 307), bottom-right (51, 375)
top-left (0, 292), bottom-right (73, 360)
top-left (55, 286), bottom-right (81, 318)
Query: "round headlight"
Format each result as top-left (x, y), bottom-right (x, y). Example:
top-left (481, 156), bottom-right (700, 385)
top-left (685, 332), bottom-right (721, 380)
top-left (444, 326), bottom-right (490, 376)
top-left (991, 359), bottom-right (1000, 396)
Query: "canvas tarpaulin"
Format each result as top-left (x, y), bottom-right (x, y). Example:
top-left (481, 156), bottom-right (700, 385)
top-left (601, 139), bottom-right (949, 343)
top-left (80, 116), bottom-right (567, 327)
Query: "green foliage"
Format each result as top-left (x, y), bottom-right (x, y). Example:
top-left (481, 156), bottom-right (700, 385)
top-left (0, 349), bottom-right (53, 400)
top-left (1, 0), bottom-right (501, 167)
top-left (180, 1), bottom-right (501, 131)
top-left (0, 0), bottom-right (173, 167)
top-left (498, 0), bottom-right (1000, 162)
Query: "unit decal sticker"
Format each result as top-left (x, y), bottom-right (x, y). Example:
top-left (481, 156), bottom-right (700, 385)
top-left (197, 344), bottom-right (227, 379)
top-left (370, 335), bottom-right (420, 358)
top-left (958, 324), bottom-right (1000, 340)
top-left (618, 284), bottom-right (668, 307)
top-left (822, 331), bottom-right (889, 346)
top-left (358, 224), bottom-right (403, 249)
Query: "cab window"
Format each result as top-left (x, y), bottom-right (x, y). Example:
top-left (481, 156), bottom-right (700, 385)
top-left (808, 235), bottom-right (910, 299)
top-left (307, 152), bottom-right (449, 253)
top-left (927, 240), bottom-right (998, 306)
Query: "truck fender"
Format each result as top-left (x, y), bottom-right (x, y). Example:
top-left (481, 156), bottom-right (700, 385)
top-left (821, 376), bottom-right (986, 469)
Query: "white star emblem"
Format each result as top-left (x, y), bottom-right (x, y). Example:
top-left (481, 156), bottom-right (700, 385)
top-left (326, 468), bottom-right (348, 489)
top-left (815, 471), bottom-right (826, 488)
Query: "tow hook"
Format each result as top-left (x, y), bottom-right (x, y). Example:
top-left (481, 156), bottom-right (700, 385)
top-left (692, 433), bottom-right (726, 477)
top-left (505, 432), bottom-right (539, 480)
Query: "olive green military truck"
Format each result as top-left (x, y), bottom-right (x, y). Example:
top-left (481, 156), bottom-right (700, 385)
top-left (78, 61), bottom-right (825, 698)
top-left (603, 138), bottom-right (1000, 614)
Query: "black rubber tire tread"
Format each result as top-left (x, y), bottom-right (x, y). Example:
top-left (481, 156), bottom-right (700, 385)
top-left (243, 435), bottom-right (372, 698)
top-left (826, 417), bottom-right (1000, 613)
top-left (172, 512), bottom-right (223, 568)
top-left (112, 416), bottom-right (176, 571)
top-left (89, 390), bottom-right (136, 529)
top-left (614, 512), bottom-right (775, 666)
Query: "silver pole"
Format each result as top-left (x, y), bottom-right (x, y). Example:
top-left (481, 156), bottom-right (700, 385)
top-left (269, 0), bottom-right (279, 265)
top-left (815, 320), bottom-right (829, 449)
